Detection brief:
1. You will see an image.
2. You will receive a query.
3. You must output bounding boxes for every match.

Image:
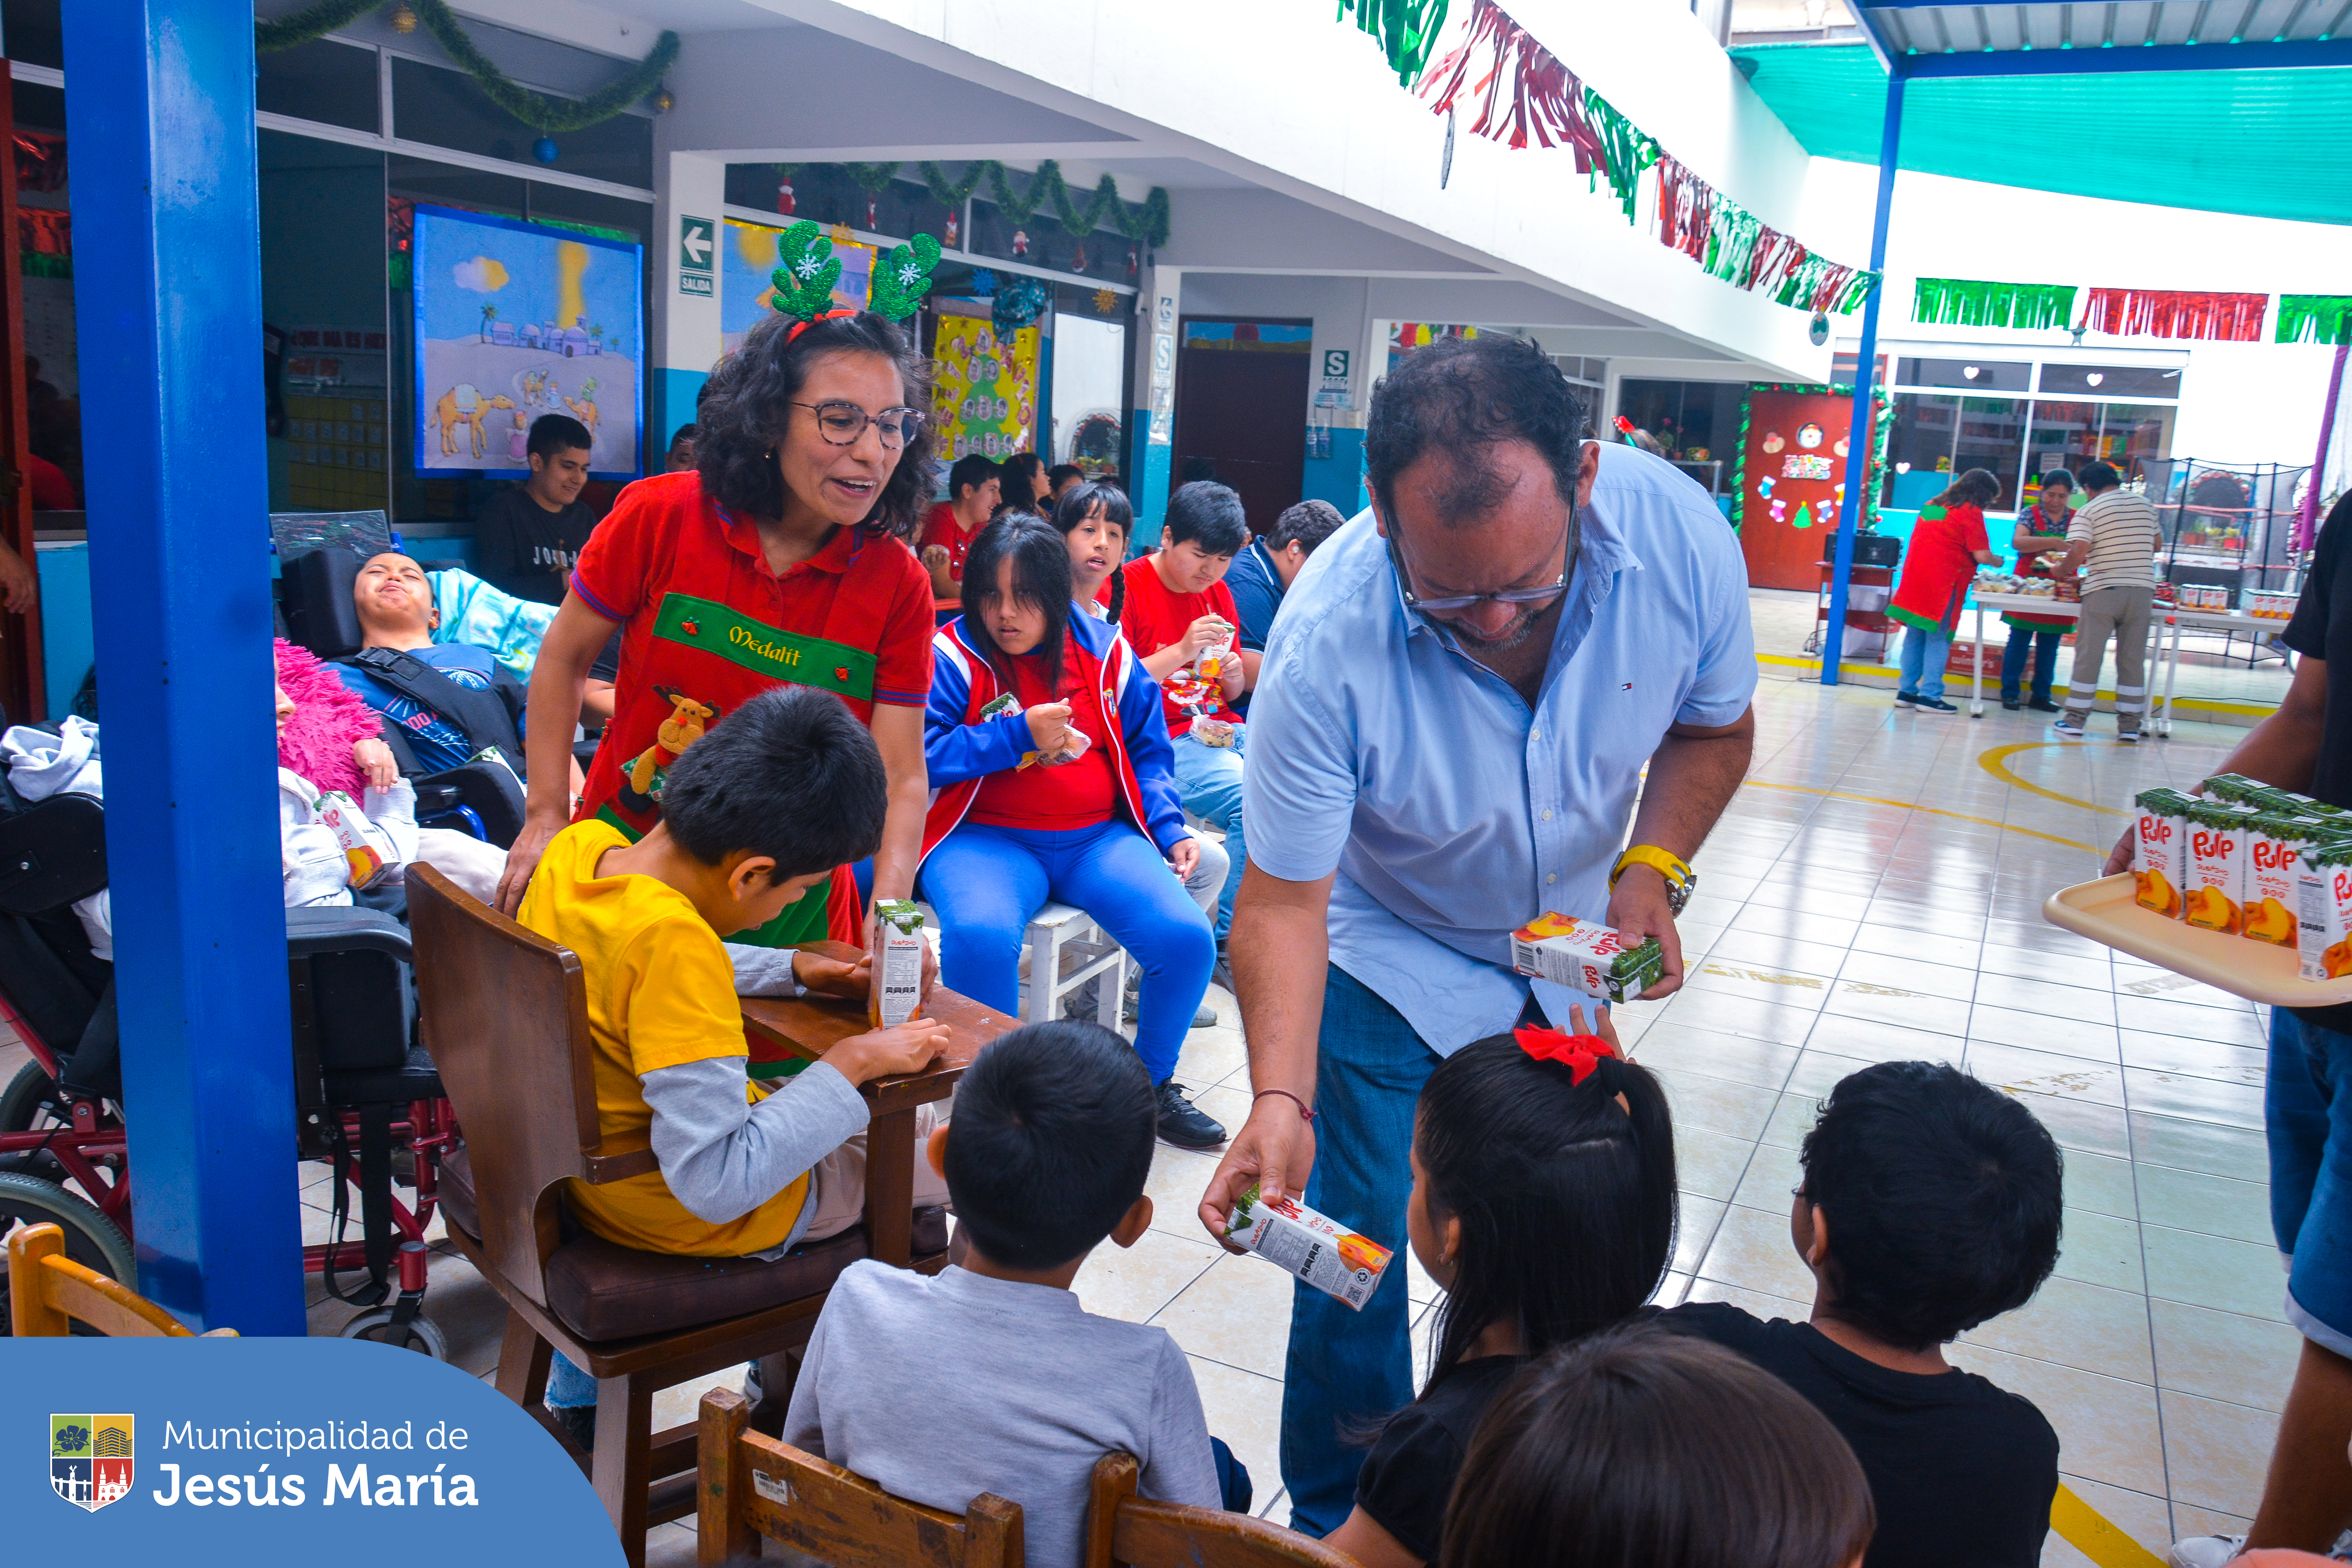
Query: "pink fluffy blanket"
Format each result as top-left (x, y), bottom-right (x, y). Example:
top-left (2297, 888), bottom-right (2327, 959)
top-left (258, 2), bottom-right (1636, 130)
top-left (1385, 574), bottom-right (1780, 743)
top-left (275, 638), bottom-right (379, 797)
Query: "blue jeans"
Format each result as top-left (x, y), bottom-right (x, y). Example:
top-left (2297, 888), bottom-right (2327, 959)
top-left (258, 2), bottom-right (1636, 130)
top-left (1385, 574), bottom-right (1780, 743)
top-left (2000, 624), bottom-right (2061, 706)
top-left (2268, 1009), bottom-right (2352, 1356)
top-left (1898, 623), bottom-right (1953, 701)
top-left (1280, 965), bottom-right (1441, 1537)
top-left (1171, 726), bottom-right (1247, 941)
top-left (919, 819), bottom-right (1212, 1082)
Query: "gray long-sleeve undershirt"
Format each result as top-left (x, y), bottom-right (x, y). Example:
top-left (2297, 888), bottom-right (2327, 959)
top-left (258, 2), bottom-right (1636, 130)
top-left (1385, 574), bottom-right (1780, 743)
top-left (641, 1056), bottom-right (868, 1238)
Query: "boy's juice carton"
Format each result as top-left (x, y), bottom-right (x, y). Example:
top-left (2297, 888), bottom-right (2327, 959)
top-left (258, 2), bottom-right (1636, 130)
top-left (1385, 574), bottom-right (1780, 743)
top-left (315, 789), bottom-right (397, 889)
top-left (2183, 802), bottom-right (2255, 935)
top-left (2243, 812), bottom-right (2314, 946)
top-left (1225, 1183), bottom-right (1393, 1310)
top-left (1196, 627), bottom-right (1236, 683)
top-left (1509, 913), bottom-right (1666, 1003)
top-left (2131, 789), bottom-right (2192, 918)
top-left (2298, 838), bottom-right (2352, 982)
top-left (866, 900), bottom-right (927, 1029)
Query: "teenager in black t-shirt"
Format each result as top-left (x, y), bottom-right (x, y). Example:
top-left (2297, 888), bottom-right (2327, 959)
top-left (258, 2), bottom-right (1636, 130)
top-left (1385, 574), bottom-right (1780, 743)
top-left (473, 413), bottom-right (597, 605)
top-left (1322, 1010), bottom-right (1678, 1567)
top-left (2106, 491), bottom-right (2352, 1564)
top-left (1664, 1060), bottom-right (2062, 1568)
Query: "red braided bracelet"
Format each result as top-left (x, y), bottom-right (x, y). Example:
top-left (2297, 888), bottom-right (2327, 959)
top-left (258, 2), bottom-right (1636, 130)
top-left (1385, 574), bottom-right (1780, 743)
top-left (1255, 1088), bottom-right (1316, 1124)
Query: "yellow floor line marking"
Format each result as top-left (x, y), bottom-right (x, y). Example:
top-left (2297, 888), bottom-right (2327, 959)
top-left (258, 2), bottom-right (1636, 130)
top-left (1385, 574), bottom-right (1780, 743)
top-left (2050, 1483), bottom-right (2168, 1568)
top-left (1742, 779), bottom-right (2098, 852)
top-left (1978, 742), bottom-right (2129, 817)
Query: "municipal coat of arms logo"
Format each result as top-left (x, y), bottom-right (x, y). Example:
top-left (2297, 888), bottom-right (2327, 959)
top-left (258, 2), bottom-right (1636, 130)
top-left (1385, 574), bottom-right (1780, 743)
top-left (51, 1413), bottom-right (133, 1511)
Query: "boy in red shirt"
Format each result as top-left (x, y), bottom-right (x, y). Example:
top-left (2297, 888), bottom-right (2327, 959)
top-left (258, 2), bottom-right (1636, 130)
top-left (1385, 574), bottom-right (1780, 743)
top-left (1119, 482), bottom-right (1254, 970)
top-left (919, 454), bottom-right (1002, 596)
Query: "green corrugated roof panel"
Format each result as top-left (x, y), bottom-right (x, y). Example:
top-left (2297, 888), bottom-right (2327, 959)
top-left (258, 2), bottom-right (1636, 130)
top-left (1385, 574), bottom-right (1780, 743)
top-left (1731, 43), bottom-right (2352, 227)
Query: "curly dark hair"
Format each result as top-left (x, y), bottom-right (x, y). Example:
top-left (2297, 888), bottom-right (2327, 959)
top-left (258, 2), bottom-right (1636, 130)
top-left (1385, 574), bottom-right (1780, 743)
top-left (1364, 336), bottom-right (1587, 524)
top-left (695, 311), bottom-right (936, 540)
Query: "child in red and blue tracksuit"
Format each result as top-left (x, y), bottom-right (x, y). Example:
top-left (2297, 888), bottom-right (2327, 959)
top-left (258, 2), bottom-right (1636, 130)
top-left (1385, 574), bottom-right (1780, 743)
top-left (919, 548), bottom-right (1213, 1098)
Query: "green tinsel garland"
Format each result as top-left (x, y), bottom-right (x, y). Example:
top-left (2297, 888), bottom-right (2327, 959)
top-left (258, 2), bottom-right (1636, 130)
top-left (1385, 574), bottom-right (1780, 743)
top-left (902, 160), bottom-right (1170, 247)
top-left (261, 3), bottom-right (676, 135)
top-left (1911, 277), bottom-right (2078, 332)
top-left (1338, 0), bottom-right (1453, 87)
top-left (2277, 295), bottom-right (2352, 347)
top-left (1581, 91), bottom-right (1657, 221)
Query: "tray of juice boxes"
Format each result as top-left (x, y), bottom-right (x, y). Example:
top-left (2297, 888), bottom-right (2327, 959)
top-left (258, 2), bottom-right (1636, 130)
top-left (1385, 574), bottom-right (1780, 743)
top-left (2045, 773), bottom-right (2352, 1007)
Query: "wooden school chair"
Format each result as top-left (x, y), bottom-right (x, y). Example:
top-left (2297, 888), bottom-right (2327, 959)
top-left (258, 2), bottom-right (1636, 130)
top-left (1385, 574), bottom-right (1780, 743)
top-left (407, 866), bottom-right (1001, 1568)
top-left (696, 1386), bottom-right (1023, 1567)
top-left (8, 1222), bottom-right (238, 1337)
top-left (1085, 1452), bottom-right (1356, 1568)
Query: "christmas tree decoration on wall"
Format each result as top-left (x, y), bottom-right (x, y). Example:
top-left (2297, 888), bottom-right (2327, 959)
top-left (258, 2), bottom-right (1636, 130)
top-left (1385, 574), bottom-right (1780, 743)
top-left (1339, 0), bottom-right (1455, 86)
top-left (1911, 277), bottom-right (2079, 331)
top-left (2078, 289), bottom-right (2267, 343)
top-left (2276, 295), bottom-right (2352, 346)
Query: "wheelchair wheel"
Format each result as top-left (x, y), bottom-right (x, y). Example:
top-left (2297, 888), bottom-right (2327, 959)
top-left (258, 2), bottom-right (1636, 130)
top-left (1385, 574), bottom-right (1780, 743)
top-left (0, 1060), bottom-right (118, 1180)
top-left (0, 1171), bottom-right (137, 1334)
top-left (338, 1307), bottom-right (449, 1360)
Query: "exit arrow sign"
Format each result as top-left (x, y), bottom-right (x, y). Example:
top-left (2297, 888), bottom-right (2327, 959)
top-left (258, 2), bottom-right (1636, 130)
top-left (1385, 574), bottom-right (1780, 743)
top-left (679, 215), bottom-right (714, 273)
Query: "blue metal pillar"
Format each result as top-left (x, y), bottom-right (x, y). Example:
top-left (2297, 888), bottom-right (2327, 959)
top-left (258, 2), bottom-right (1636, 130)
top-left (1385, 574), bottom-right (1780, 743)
top-left (1821, 67), bottom-right (1906, 688)
top-left (64, 0), bottom-right (305, 1332)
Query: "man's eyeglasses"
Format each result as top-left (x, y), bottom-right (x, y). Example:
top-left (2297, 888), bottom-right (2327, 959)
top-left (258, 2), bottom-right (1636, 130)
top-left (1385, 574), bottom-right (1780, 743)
top-left (1383, 500), bottom-right (1577, 614)
top-left (791, 400), bottom-right (925, 449)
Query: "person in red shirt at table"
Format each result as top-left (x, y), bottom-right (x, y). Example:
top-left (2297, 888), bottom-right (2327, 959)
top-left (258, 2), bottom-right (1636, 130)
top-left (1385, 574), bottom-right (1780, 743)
top-left (921, 514), bottom-right (1226, 1150)
top-left (1886, 468), bottom-right (2002, 715)
top-left (919, 453), bottom-right (1000, 597)
top-left (495, 252), bottom-right (942, 995)
top-left (1119, 481), bottom-right (1254, 984)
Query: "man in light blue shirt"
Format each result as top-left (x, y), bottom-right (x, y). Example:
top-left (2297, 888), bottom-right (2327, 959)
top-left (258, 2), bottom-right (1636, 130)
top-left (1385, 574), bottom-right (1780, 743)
top-left (1197, 336), bottom-right (1755, 1538)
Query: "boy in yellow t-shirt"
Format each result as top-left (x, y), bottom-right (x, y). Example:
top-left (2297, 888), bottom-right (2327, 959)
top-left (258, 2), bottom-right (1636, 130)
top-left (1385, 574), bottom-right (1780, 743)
top-left (517, 686), bottom-right (950, 1435)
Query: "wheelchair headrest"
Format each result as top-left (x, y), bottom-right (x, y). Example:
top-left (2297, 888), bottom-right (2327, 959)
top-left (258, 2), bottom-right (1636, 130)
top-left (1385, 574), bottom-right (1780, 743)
top-left (281, 546), bottom-right (367, 659)
top-left (0, 791), bottom-right (107, 916)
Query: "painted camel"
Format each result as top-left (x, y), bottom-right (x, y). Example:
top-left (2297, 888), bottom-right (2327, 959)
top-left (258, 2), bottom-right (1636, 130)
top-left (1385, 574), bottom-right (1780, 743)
top-left (434, 385), bottom-right (517, 458)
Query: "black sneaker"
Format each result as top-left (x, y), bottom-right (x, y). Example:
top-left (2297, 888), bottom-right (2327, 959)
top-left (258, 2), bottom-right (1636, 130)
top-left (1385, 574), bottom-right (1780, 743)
top-left (1913, 696), bottom-right (1959, 713)
top-left (2026, 697), bottom-right (2062, 713)
top-left (2000, 698), bottom-right (2022, 711)
top-left (1893, 691), bottom-right (1918, 707)
top-left (1155, 1080), bottom-right (1227, 1151)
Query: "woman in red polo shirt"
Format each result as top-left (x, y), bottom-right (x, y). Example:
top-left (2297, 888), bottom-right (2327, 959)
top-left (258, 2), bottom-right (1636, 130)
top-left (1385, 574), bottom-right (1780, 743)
top-left (1887, 468), bottom-right (2002, 715)
top-left (494, 307), bottom-right (938, 960)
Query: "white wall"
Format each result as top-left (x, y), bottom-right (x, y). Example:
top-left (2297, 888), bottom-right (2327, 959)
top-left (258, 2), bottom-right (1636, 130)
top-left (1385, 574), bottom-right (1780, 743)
top-left (1801, 158), bottom-right (2349, 478)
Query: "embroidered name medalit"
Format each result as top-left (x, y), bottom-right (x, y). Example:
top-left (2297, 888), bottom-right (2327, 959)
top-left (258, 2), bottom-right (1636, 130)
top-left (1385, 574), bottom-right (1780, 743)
top-left (651, 592), bottom-right (877, 701)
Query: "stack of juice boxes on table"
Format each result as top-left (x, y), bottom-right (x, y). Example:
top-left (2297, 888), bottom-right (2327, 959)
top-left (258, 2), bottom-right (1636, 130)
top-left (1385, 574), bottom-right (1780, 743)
top-left (2133, 774), bottom-right (2352, 980)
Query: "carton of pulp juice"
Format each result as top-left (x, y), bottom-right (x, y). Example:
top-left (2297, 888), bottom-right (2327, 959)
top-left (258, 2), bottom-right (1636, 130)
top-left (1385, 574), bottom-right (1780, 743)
top-left (2202, 774), bottom-right (2270, 808)
top-left (867, 900), bottom-right (927, 1029)
top-left (1510, 913), bottom-right (1666, 1003)
top-left (2131, 788), bottom-right (2192, 918)
top-left (1225, 1183), bottom-right (1393, 1310)
top-left (2298, 839), bottom-right (2352, 982)
top-left (2184, 802), bottom-right (2254, 935)
top-left (1196, 627), bottom-right (1236, 682)
top-left (2244, 812), bottom-right (2313, 946)
top-left (315, 789), bottom-right (397, 889)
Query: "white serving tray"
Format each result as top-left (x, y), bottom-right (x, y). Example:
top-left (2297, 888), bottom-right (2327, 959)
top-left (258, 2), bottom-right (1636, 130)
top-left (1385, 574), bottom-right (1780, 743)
top-left (2045, 873), bottom-right (2352, 1007)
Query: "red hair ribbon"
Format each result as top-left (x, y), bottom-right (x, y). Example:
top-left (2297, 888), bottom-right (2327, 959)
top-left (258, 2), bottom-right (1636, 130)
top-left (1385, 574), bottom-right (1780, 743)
top-left (1513, 1026), bottom-right (1619, 1086)
top-left (783, 306), bottom-right (860, 346)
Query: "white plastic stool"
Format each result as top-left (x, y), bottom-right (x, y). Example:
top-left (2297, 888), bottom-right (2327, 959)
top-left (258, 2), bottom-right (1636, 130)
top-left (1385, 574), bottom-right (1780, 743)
top-left (1022, 901), bottom-right (1126, 1028)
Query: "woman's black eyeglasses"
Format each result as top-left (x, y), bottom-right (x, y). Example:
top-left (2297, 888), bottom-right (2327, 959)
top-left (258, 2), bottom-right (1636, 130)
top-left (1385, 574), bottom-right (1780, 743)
top-left (791, 400), bottom-right (925, 449)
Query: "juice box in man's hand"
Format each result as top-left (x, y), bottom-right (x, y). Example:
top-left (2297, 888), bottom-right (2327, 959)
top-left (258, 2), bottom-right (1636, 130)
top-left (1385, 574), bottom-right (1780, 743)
top-left (1509, 913), bottom-right (1665, 1002)
top-left (1225, 1184), bottom-right (1393, 1310)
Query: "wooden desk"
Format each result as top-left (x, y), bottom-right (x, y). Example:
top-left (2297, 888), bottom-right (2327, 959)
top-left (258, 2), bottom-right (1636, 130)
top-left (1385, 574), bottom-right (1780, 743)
top-left (738, 942), bottom-right (1014, 1268)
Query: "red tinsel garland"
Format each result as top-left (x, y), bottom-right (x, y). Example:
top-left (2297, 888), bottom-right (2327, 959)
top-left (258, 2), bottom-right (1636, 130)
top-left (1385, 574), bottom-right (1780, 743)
top-left (1655, 156), bottom-right (1710, 262)
top-left (2079, 289), bottom-right (2267, 343)
top-left (1420, 0), bottom-right (1603, 165)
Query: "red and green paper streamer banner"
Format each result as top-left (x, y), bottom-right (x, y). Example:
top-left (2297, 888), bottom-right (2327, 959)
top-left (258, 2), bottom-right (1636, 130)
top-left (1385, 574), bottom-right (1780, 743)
top-left (2278, 296), bottom-right (2352, 347)
top-left (1912, 277), bottom-right (2078, 332)
top-left (2080, 289), bottom-right (2267, 343)
top-left (1339, 0), bottom-right (1454, 87)
top-left (1410, 0), bottom-right (1878, 316)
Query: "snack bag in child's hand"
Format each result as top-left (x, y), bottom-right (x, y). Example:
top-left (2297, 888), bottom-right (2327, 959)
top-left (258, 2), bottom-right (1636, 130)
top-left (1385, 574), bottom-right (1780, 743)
top-left (867, 900), bottom-right (927, 1029)
top-left (1191, 715), bottom-right (1236, 748)
top-left (315, 790), bottom-right (399, 889)
top-left (1225, 1183), bottom-right (1393, 1310)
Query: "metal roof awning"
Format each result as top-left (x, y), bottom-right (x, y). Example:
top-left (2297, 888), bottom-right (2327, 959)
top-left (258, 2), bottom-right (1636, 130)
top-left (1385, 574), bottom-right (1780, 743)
top-left (1853, 0), bottom-right (2352, 73)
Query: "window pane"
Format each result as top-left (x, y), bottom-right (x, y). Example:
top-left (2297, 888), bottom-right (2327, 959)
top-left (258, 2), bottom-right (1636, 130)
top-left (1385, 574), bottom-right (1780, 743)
top-left (1954, 397), bottom-right (2025, 508)
top-left (528, 183), bottom-right (650, 241)
top-left (1895, 357), bottom-right (2031, 393)
top-left (2025, 399), bottom-right (2101, 482)
top-left (2099, 403), bottom-right (2175, 481)
top-left (2, 0), bottom-right (63, 69)
top-left (1881, 392), bottom-right (1958, 502)
top-left (390, 57), bottom-right (652, 191)
top-left (258, 37), bottom-right (379, 132)
top-left (2038, 362), bottom-right (2184, 400)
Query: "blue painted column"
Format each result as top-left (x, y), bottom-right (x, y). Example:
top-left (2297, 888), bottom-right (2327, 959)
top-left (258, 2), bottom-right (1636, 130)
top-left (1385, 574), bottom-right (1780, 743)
top-left (1822, 67), bottom-right (1906, 687)
top-left (64, 0), bottom-right (305, 1332)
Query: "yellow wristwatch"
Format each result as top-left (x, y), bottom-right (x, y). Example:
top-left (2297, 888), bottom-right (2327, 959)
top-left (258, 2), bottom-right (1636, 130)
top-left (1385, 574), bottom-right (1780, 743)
top-left (1610, 846), bottom-right (1695, 915)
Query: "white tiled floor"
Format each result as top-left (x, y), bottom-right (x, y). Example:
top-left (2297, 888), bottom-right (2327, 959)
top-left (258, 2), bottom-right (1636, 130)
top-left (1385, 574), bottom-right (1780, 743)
top-left (4, 617), bottom-right (2306, 1566)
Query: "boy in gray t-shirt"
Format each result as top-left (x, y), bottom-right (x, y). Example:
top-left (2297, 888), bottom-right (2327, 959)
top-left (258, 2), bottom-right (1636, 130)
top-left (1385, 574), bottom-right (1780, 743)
top-left (783, 1020), bottom-right (1245, 1567)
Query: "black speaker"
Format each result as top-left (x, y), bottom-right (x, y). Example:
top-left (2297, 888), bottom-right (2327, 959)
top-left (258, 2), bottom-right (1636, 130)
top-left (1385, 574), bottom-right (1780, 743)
top-left (1824, 534), bottom-right (1901, 568)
